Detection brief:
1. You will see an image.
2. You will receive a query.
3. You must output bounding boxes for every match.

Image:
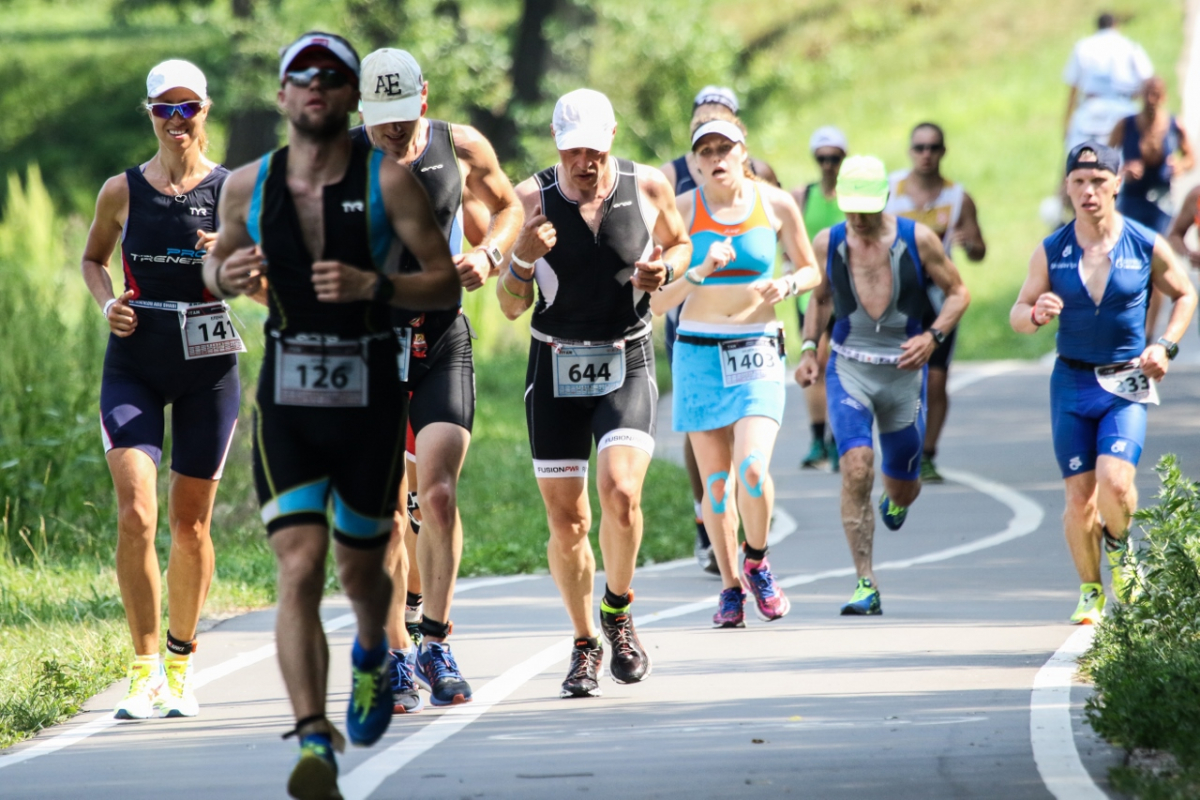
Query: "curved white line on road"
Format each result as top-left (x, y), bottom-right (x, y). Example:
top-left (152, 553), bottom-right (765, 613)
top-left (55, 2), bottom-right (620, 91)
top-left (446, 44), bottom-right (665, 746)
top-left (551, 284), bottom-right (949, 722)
top-left (639, 505), bottom-right (798, 573)
top-left (1031, 627), bottom-right (1107, 800)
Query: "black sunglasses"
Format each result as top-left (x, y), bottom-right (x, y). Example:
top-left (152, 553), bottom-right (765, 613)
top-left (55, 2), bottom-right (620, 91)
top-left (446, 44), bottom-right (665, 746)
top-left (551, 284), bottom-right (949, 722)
top-left (815, 154), bottom-right (844, 165)
top-left (911, 143), bottom-right (945, 153)
top-left (285, 67), bottom-right (353, 89)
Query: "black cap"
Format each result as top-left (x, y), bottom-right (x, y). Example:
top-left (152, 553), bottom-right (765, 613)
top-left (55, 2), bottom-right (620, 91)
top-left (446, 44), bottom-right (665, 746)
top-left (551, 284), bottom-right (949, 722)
top-left (1066, 141), bottom-right (1121, 176)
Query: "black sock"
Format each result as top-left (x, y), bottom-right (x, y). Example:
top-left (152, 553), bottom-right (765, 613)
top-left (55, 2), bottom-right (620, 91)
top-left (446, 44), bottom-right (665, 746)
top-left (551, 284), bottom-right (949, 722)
top-left (743, 543), bottom-right (768, 563)
top-left (406, 591), bottom-right (423, 608)
top-left (165, 631), bottom-right (195, 656)
top-left (924, 448), bottom-right (936, 459)
top-left (603, 586), bottom-right (631, 611)
top-left (574, 636), bottom-right (600, 651)
top-left (811, 422), bottom-right (826, 442)
top-left (418, 617), bottom-right (451, 640)
top-left (1102, 526), bottom-right (1125, 551)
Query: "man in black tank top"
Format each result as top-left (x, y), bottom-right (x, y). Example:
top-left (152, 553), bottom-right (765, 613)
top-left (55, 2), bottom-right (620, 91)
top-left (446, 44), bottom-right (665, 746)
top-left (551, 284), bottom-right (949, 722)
top-left (497, 88), bottom-right (691, 699)
top-left (202, 32), bottom-right (460, 797)
top-left (353, 47), bottom-right (524, 711)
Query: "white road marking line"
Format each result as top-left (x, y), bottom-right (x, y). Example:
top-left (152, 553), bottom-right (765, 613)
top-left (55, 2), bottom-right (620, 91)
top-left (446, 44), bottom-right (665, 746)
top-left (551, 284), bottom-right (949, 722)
top-left (639, 506), bottom-right (798, 573)
top-left (340, 467), bottom-right (1046, 797)
top-left (0, 613), bottom-right (356, 769)
top-left (453, 575), bottom-right (541, 592)
top-left (1030, 627), bottom-right (1106, 799)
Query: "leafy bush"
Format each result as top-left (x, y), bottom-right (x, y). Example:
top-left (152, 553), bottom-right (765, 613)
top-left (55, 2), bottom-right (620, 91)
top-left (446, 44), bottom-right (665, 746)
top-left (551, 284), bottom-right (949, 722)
top-left (1082, 455), bottom-right (1200, 798)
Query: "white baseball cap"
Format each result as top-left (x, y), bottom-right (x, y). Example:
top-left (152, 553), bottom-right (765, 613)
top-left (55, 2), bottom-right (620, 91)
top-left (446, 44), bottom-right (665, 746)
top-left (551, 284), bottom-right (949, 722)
top-left (146, 60), bottom-right (207, 100)
top-left (360, 49), bottom-right (424, 125)
top-left (809, 125), bottom-right (848, 154)
top-left (279, 32), bottom-right (360, 82)
top-left (691, 120), bottom-right (745, 149)
top-left (552, 89), bottom-right (617, 152)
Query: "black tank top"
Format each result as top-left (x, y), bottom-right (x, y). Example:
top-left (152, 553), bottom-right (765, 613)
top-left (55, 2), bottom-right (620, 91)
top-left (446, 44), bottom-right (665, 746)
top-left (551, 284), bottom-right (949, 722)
top-left (532, 158), bottom-right (654, 342)
top-left (120, 165), bottom-right (228, 302)
top-left (247, 139), bottom-right (395, 338)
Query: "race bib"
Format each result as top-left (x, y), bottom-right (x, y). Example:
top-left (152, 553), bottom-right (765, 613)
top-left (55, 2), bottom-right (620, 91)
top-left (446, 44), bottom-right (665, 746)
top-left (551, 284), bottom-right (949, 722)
top-left (395, 327), bottom-right (412, 383)
top-left (274, 339), bottom-right (368, 407)
top-left (1095, 361), bottom-right (1160, 405)
top-left (719, 337), bottom-right (782, 387)
top-left (551, 342), bottom-right (626, 398)
top-left (181, 302), bottom-right (247, 360)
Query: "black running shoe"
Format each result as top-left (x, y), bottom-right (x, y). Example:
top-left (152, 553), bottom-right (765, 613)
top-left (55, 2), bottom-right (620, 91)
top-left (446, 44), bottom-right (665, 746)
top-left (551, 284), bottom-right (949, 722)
top-left (600, 604), bottom-right (651, 684)
top-left (560, 639), bottom-right (604, 699)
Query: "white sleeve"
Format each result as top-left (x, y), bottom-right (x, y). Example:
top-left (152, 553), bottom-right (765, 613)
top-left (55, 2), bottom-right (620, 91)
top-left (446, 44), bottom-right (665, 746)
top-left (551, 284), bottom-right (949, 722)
top-left (1132, 43), bottom-right (1154, 83)
top-left (1063, 43), bottom-right (1082, 86)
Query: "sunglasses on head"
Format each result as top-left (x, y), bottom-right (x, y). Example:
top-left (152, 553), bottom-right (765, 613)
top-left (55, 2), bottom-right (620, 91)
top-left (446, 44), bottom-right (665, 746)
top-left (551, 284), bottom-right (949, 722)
top-left (911, 143), bottom-right (944, 153)
top-left (815, 154), bottom-right (844, 165)
top-left (146, 100), bottom-right (207, 120)
top-left (285, 67), bottom-right (353, 89)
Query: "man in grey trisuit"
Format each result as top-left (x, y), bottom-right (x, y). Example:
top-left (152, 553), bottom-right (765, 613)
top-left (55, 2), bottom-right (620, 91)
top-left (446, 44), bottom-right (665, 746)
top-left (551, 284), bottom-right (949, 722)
top-left (797, 155), bottom-right (969, 616)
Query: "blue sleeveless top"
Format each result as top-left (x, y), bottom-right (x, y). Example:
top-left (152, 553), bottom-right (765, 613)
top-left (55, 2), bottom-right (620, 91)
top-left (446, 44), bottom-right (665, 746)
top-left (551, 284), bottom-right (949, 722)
top-left (1044, 218), bottom-right (1156, 364)
top-left (687, 184), bottom-right (777, 285)
top-left (671, 155), bottom-right (696, 195)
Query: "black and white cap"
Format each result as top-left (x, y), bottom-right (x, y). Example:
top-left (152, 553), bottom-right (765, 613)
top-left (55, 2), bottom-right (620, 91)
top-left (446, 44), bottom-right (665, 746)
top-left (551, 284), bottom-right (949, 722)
top-left (279, 32), bottom-right (361, 82)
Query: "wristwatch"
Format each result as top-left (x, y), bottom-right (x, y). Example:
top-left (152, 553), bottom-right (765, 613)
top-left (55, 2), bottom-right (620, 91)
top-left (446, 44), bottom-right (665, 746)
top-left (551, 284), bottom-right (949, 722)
top-left (928, 327), bottom-right (947, 346)
top-left (664, 262), bottom-right (675, 284)
top-left (1157, 337), bottom-right (1179, 360)
top-left (373, 273), bottom-right (396, 304)
top-left (479, 243), bottom-right (504, 269)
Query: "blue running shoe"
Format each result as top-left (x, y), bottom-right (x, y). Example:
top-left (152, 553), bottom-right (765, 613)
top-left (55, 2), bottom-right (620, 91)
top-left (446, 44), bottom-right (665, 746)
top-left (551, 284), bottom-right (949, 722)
top-left (712, 587), bottom-right (746, 628)
top-left (879, 492), bottom-right (908, 531)
top-left (840, 578), bottom-right (882, 616)
top-left (388, 648), bottom-right (423, 715)
top-left (415, 641), bottom-right (473, 706)
top-left (346, 638), bottom-right (392, 747)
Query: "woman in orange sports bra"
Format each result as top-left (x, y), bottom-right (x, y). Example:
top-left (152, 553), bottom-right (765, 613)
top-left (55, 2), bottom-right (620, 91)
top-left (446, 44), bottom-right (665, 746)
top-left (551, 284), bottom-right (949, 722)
top-left (651, 116), bottom-right (819, 630)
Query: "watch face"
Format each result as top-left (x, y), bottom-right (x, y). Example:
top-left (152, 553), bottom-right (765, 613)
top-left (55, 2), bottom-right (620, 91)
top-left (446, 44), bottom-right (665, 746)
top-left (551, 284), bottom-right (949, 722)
top-left (487, 246), bottom-right (503, 267)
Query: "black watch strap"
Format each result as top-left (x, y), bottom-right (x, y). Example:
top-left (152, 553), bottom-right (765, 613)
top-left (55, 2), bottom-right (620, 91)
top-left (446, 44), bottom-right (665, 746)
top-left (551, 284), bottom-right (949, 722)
top-left (928, 327), bottom-right (946, 345)
top-left (1157, 337), bottom-right (1179, 360)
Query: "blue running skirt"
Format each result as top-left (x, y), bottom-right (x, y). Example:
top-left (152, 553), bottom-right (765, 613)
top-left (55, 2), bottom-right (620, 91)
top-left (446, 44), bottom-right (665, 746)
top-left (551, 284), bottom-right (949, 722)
top-left (671, 322), bottom-right (785, 432)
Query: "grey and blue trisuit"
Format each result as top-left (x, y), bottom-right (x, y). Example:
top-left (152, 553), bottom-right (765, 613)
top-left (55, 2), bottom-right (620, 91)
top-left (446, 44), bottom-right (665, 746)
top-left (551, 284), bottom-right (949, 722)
top-left (1046, 218), bottom-right (1157, 478)
top-left (824, 218), bottom-right (933, 482)
top-left (246, 138), bottom-right (406, 549)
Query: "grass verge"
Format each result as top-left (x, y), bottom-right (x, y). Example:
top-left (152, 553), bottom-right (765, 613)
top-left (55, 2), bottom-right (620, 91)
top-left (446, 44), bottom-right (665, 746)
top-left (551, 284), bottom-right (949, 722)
top-left (1080, 455), bottom-right (1200, 799)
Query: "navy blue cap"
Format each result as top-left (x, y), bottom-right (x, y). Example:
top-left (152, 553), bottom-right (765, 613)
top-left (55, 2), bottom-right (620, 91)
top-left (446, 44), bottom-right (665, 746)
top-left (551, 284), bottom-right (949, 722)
top-left (1066, 141), bottom-right (1121, 176)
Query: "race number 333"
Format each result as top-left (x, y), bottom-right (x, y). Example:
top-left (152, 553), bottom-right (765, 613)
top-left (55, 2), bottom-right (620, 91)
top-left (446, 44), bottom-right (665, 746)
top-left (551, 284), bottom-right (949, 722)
top-left (275, 340), bottom-right (368, 407)
top-left (1095, 362), bottom-right (1160, 405)
top-left (719, 337), bottom-right (780, 387)
top-left (182, 303), bottom-right (246, 360)
top-left (552, 343), bottom-right (626, 398)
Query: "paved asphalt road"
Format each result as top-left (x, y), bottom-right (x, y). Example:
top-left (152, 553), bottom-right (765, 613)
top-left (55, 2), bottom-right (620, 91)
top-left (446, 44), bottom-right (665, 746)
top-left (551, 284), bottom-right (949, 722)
top-left (5, 359), bottom-right (1200, 799)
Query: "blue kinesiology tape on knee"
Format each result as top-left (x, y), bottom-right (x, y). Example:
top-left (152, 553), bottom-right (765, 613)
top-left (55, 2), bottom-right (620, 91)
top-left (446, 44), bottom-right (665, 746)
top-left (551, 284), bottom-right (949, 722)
top-left (706, 471), bottom-right (730, 514)
top-left (738, 449), bottom-right (766, 498)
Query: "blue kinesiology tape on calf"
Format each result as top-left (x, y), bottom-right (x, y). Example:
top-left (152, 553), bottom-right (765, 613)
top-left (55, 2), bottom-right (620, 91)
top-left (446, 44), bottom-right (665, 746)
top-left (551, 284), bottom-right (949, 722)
top-left (706, 471), bottom-right (730, 514)
top-left (738, 449), bottom-right (766, 498)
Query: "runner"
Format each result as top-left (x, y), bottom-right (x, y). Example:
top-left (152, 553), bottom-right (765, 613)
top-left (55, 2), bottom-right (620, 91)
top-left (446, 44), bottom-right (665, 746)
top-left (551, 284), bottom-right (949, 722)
top-left (794, 126), bottom-right (848, 471)
top-left (652, 116), bottom-right (819, 628)
top-left (1010, 142), bottom-right (1196, 624)
top-left (886, 122), bottom-right (986, 484)
top-left (659, 86), bottom-right (780, 573)
top-left (352, 48), bottom-right (524, 711)
top-left (201, 32), bottom-right (460, 799)
top-left (1167, 182), bottom-right (1200, 271)
top-left (1063, 13), bottom-right (1154, 153)
top-left (797, 155), bottom-right (970, 616)
top-left (80, 60), bottom-right (237, 721)
top-left (497, 88), bottom-right (691, 698)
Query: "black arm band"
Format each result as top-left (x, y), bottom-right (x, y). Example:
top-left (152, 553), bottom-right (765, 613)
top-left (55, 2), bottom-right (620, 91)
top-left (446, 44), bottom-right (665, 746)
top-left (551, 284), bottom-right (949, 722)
top-left (373, 274), bottom-right (396, 304)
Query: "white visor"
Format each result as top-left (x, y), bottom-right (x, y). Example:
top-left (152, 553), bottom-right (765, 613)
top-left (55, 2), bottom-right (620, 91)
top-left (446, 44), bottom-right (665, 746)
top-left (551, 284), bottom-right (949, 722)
top-left (691, 120), bottom-right (745, 149)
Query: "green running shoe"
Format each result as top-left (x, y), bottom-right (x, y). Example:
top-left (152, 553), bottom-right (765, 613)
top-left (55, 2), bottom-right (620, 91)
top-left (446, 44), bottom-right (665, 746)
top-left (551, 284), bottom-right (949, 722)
top-left (801, 438), bottom-right (828, 469)
top-left (288, 734), bottom-right (342, 800)
top-left (879, 492), bottom-right (908, 531)
top-left (1104, 532), bottom-right (1133, 603)
top-left (919, 455), bottom-right (943, 484)
top-left (840, 578), bottom-right (882, 615)
top-left (826, 438), bottom-right (840, 472)
top-left (1070, 583), bottom-right (1106, 625)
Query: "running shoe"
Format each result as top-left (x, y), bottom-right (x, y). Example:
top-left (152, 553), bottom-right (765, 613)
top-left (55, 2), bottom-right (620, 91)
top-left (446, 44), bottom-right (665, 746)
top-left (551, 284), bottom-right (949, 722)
top-left (695, 520), bottom-right (718, 574)
top-left (1070, 583), bottom-right (1106, 625)
top-left (560, 639), bottom-right (604, 699)
top-left (405, 603), bottom-right (424, 648)
top-left (113, 659), bottom-right (163, 720)
top-left (346, 643), bottom-right (392, 747)
top-left (600, 603), bottom-right (651, 684)
top-left (712, 587), bottom-right (747, 628)
top-left (158, 655), bottom-right (198, 718)
top-left (840, 578), bottom-right (882, 615)
top-left (1104, 532), bottom-right (1134, 603)
top-left (879, 492), bottom-right (908, 531)
top-left (740, 557), bottom-right (790, 621)
top-left (388, 648), bottom-right (424, 714)
top-left (826, 438), bottom-right (840, 473)
top-left (415, 641), bottom-right (473, 706)
top-left (801, 438), bottom-right (828, 469)
top-left (920, 455), bottom-right (944, 484)
top-left (288, 733), bottom-right (342, 800)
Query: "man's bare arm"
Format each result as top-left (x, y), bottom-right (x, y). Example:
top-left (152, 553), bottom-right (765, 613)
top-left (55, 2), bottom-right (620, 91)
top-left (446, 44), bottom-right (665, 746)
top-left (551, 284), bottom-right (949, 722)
top-left (1150, 234), bottom-right (1198, 345)
top-left (495, 178), bottom-right (542, 320)
top-left (381, 160), bottom-right (461, 309)
top-left (453, 123), bottom-right (524, 276)
top-left (1010, 245), bottom-right (1056, 334)
top-left (917, 224), bottom-right (969, 335)
top-left (954, 193), bottom-right (986, 262)
top-left (639, 164), bottom-right (692, 292)
top-left (203, 161), bottom-right (267, 302)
